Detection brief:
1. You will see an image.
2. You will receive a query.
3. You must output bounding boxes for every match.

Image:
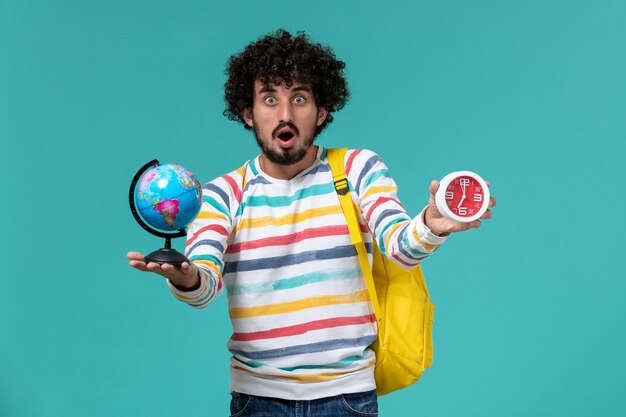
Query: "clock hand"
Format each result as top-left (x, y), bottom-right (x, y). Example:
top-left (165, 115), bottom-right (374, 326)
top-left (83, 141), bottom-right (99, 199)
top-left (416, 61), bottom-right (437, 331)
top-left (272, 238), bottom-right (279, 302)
top-left (458, 182), bottom-right (467, 208)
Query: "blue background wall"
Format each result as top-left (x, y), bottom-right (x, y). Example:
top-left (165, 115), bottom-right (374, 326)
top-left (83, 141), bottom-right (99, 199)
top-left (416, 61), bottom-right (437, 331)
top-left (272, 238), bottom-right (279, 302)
top-left (1, 1), bottom-right (625, 416)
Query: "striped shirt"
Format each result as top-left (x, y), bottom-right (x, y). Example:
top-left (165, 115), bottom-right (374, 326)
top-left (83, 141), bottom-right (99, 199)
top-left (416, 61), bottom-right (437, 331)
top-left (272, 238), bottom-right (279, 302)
top-left (168, 147), bottom-right (447, 400)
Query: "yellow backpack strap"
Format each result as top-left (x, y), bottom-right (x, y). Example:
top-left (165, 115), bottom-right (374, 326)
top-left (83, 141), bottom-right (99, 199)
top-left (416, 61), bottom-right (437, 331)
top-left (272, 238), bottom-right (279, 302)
top-left (326, 148), bottom-right (381, 321)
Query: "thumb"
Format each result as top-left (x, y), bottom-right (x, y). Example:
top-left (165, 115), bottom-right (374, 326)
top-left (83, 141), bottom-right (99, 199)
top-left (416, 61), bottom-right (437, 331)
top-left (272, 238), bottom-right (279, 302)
top-left (180, 262), bottom-right (193, 274)
top-left (429, 180), bottom-right (440, 200)
top-left (427, 180), bottom-right (443, 219)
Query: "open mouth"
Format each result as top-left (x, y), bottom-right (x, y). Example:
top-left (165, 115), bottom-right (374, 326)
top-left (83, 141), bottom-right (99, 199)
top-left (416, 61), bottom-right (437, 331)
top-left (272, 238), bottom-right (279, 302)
top-left (277, 131), bottom-right (295, 142)
top-left (274, 125), bottom-right (298, 148)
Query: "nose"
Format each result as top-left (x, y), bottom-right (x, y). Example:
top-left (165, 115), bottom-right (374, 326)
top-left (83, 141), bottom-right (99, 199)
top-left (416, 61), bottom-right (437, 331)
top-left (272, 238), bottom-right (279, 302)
top-left (278, 101), bottom-right (294, 123)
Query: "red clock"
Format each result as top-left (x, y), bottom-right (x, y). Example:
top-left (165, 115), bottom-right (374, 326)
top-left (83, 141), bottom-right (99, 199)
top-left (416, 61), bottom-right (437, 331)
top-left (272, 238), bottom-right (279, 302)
top-left (434, 171), bottom-right (490, 223)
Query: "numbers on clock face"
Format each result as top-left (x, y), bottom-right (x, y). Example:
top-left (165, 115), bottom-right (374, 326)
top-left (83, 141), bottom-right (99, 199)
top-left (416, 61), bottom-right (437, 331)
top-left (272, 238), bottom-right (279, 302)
top-left (444, 175), bottom-right (485, 218)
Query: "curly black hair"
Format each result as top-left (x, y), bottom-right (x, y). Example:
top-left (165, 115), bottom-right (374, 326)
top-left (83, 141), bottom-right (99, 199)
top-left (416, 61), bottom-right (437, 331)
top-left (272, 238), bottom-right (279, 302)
top-left (224, 29), bottom-right (349, 134)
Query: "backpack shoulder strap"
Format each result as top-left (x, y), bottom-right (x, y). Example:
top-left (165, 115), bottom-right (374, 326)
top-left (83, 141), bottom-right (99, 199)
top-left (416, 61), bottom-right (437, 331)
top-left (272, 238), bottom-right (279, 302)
top-left (327, 149), bottom-right (362, 245)
top-left (327, 148), bottom-right (381, 320)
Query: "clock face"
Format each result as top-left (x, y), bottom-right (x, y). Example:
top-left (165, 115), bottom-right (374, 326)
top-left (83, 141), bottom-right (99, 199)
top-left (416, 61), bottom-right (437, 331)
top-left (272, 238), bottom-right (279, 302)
top-left (435, 171), bottom-right (490, 222)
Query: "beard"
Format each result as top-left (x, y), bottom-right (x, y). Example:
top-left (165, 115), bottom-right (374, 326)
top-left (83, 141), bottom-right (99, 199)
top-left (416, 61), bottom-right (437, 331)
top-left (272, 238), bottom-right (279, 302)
top-left (252, 119), bottom-right (319, 166)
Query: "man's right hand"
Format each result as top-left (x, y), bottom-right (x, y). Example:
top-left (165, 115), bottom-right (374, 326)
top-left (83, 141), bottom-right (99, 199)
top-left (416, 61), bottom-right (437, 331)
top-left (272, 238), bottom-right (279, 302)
top-left (127, 252), bottom-right (201, 291)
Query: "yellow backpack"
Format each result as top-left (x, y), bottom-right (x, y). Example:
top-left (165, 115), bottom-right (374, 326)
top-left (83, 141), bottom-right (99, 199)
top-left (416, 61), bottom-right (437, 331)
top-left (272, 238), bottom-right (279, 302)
top-left (327, 148), bottom-right (436, 396)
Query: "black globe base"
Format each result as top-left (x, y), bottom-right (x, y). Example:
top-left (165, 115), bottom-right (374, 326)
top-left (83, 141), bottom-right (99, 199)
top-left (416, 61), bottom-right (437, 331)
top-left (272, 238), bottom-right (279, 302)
top-left (144, 236), bottom-right (189, 267)
top-left (145, 248), bottom-right (189, 266)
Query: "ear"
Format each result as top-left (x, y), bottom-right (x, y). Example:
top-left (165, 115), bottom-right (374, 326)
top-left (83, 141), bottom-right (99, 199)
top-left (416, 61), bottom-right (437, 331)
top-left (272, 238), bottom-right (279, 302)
top-left (242, 108), bottom-right (254, 127)
top-left (316, 107), bottom-right (328, 126)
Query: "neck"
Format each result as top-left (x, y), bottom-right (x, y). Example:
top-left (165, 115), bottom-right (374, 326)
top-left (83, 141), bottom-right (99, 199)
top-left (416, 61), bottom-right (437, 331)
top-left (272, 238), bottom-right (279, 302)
top-left (260, 146), bottom-right (319, 180)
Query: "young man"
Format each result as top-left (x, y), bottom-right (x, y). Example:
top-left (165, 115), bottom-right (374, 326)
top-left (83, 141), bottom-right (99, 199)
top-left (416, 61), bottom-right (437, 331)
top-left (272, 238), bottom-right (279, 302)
top-left (128, 29), bottom-right (495, 416)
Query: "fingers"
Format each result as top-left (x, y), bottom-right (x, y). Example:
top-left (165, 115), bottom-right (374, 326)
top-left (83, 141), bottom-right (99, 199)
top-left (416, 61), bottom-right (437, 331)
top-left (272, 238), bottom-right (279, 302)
top-left (146, 261), bottom-right (170, 277)
top-left (159, 262), bottom-right (190, 273)
top-left (147, 261), bottom-right (197, 282)
top-left (145, 261), bottom-right (184, 281)
top-left (159, 262), bottom-right (186, 277)
top-left (450, 219), bottom-right (480, 233)
top-left (127, 252), bottom-right (176, 278)
top-left (127, 251), bottom-right (148, 271)
top-left (129, 260), bottom-right (149, 271)
top-left (484, 180), bottom-right (496, 207)
top-left (470, 220), bottom-right (481, 229)
top-left (127, 251), bottom-right (145, 261)
top-left (479, 195), bottom-right (496, 221)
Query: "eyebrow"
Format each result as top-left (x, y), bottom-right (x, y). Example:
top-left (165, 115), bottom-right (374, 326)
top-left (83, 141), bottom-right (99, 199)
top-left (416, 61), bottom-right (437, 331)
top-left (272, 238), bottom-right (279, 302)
top-left (258, 84), bottom-right (312, 94)
top-left (259, 85), bottom-right (277, 93)
top-left (291, 85), bottom-right (312, 93)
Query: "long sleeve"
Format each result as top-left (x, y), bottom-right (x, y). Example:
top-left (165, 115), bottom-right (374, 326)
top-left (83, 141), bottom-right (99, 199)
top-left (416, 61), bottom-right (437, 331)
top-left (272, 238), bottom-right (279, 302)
top-left (167, 166), bottom-right (245, 308)
top-left (345, 149), bottom-right (447, 268)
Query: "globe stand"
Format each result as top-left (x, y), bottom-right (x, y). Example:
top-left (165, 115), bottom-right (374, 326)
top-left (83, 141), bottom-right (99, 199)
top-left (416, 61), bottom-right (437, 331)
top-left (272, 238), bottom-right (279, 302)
top-left (144, 237), bottom-right (189, 267)
top-left (129, 159), bottom-right (193, 267)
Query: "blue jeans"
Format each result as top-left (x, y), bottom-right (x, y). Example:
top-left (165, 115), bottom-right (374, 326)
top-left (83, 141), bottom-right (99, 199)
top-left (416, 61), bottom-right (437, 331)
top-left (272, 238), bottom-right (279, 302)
top-left (229, 389), bottom-right (378, 417)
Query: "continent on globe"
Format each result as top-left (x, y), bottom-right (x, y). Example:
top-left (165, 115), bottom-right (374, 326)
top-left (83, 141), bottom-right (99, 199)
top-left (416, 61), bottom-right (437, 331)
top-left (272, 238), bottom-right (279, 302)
top-left (155, 199), bottom-right (180, 228)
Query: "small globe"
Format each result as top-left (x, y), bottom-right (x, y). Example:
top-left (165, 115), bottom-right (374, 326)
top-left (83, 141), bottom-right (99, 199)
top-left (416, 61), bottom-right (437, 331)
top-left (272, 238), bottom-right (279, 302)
top-left (132, 163), bottom-right (202, 233)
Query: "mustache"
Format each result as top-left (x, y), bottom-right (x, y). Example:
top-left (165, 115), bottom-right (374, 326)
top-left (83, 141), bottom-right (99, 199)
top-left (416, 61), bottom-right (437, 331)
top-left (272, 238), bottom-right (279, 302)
top-left (272, 122), bottom-right (299, 138)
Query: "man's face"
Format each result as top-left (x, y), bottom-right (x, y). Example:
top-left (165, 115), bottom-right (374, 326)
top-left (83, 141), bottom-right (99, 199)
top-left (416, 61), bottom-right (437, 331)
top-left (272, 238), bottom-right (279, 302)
top-left (243, 80), bottom-right (328, 165)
